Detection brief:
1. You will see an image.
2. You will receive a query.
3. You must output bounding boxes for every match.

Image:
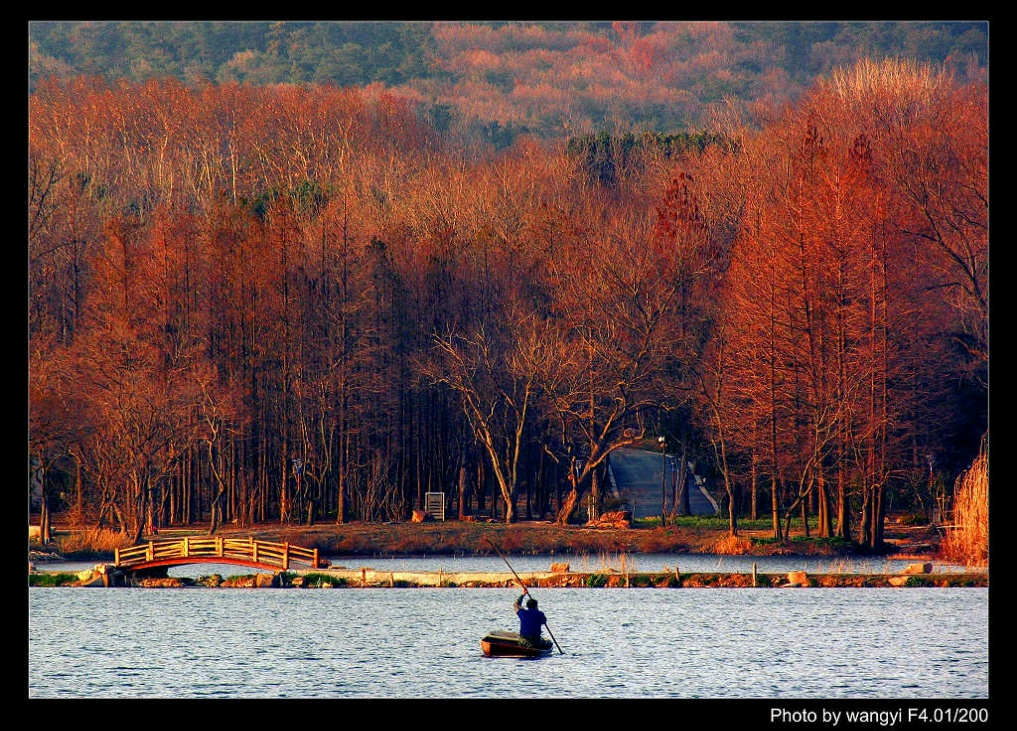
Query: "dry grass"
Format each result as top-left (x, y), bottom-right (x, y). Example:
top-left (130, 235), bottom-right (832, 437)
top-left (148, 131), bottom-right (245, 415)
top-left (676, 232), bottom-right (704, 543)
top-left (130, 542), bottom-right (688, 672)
top-left (942, 444), bottom-right (988, 567)
top-left (595, 551), bottom-right (637, 574)
top-left (57, 528), bottom-right (134, 554)
top-left (210, 517), bottom-right (856, 558)
top-left (712, 534), bottom-right (754, 555)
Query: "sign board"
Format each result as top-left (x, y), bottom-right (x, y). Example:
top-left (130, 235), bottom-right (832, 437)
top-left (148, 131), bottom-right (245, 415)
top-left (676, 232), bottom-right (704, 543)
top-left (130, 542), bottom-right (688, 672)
top-left (424, 491), bottom-right (445, 521)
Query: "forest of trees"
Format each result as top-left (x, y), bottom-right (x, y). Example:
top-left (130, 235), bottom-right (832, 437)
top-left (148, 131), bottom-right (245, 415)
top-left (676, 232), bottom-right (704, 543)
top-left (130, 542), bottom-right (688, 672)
top-left (28, 54), bottom-right (986, 549)
top-left (29, 21), bottom-right (987, 140)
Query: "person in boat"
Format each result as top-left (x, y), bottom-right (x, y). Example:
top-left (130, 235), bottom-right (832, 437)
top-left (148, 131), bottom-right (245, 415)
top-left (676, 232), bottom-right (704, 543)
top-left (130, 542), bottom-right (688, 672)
top-left (513, 590), bottom-right (553, 650)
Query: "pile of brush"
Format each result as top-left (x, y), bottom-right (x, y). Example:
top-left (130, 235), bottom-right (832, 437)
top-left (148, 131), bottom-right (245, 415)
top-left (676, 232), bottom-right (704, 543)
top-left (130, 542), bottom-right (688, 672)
top-left (585, 510), bottom-right (632, 529)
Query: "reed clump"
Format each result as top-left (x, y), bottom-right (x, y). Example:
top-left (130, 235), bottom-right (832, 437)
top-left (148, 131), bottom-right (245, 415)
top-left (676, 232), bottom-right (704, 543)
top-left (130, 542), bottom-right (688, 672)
top-left (57, 528), bottom-right (134, 555)
top-left (942, 442), bottom-right (988, 566)
top-left (597, 551), bottom-right (636, 574)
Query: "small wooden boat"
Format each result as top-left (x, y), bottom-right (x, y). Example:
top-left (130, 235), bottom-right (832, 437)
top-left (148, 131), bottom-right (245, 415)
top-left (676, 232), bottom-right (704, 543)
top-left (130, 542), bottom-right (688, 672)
top-left (481, 630), bottom-right (554, 658)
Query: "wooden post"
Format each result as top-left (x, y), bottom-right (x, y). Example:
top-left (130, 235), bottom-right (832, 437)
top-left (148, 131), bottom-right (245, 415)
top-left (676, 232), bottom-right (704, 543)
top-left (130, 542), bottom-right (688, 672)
top-left (253, 540), bottom-right (259, 564)
top-left (752, 562), bottom-right (758, 587)
top-left (114, 547), bottom-right (120, 566)
top-left (146, 541), bottom-right (153, 562)
top-left (216, 536), bottom-right (223, 557)
top-left (183, 537), bottom-right (189, 558)
top-left (283, 542), bottom-right (289, 570)
top-left (313, 548), bottom-right (319, 568)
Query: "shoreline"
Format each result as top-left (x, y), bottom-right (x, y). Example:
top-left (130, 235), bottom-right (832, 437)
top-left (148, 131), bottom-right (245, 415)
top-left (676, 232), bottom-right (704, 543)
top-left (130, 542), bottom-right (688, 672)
top-left (31, 516), bottom-right (950, 564)
top-left (29, 566), bottom-right (987, 589)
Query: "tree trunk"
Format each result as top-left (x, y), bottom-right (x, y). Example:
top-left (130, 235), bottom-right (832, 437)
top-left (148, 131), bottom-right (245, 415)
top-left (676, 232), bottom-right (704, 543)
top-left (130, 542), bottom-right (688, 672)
top-left (73, 454), bottom-right (84, 527)
top-left (836, 447), bottom-right (850, 540)
top-left (555, 484), bottom-right (579, 525)
top-left (816, 467), bottom-right (830, 537)
top-left (750, 449), bottom-right (758, 521)
top-left (770, 472), bottom-right (783, 542)
top-left (40, 491), bottom-right (51, 545)
top-left (859, 484), bottom-right (872, 548)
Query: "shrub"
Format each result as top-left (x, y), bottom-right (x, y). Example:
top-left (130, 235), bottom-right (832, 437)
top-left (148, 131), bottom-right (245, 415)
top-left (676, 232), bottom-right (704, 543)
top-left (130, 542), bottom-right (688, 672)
top-left (57, 528), bottom-right (133, 555)
top-left (197, 574), bottom-right (223, 587)
top-left (301, 572), bottom-right (347, 588)
top-left (29, 573), bottom-right (78, 587)
top-left (712, 534), bottom-right (753, 554)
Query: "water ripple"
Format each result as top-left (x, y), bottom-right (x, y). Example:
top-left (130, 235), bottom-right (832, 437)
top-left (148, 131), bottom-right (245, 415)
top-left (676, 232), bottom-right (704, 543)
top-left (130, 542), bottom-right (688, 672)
top-left (29, 586), bottom-right (987, 699)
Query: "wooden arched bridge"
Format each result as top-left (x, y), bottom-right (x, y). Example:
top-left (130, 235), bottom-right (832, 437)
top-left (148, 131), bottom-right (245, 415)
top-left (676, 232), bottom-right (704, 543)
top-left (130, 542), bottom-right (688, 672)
top-left (114, 536), bottom-right (328, 573)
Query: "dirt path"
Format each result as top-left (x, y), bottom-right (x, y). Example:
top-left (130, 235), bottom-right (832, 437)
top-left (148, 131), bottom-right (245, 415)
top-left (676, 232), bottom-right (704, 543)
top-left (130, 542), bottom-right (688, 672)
top-left (41, 514), bottom-right (947, 562)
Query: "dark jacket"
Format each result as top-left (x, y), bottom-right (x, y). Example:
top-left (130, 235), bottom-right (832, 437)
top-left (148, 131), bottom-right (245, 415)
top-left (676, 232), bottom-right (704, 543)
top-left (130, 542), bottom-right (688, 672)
top-left (513, 594), bottom-right (546, 640)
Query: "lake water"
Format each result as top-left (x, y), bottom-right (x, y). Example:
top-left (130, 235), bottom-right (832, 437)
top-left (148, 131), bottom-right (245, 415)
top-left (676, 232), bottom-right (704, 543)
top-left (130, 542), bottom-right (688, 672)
top-left (38, 552), bottom-right (984, 578)
top-left (28, 581), bottom-right (988, 699)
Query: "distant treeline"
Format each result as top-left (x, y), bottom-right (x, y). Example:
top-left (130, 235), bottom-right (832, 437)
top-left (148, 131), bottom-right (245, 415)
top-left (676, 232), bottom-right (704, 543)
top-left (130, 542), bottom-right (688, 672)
top-left (29, 21), bottom-right (987, 136)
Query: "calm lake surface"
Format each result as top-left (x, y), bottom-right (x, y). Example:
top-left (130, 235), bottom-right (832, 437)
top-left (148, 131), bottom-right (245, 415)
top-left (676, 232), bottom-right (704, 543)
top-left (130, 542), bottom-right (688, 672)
top-left (28, 577), bottom-right (988, 699)
top-left (39, 552), bottom-right (983, 577)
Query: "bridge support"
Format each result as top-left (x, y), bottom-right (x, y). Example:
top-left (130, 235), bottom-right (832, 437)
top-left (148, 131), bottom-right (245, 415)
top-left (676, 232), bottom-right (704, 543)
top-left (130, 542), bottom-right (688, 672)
top-left (133, 565), bottom-right (170, 581)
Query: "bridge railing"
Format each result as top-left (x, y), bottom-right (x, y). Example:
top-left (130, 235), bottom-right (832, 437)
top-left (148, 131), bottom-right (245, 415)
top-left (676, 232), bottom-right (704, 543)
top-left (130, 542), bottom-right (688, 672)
top-left (114, 537), bottom-right (323, 570)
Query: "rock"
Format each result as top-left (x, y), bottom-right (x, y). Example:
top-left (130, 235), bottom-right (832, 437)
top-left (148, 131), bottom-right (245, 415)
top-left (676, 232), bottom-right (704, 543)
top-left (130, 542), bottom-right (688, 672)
top-left (785, 570), bottom-right (809, 587)
top-left (76, 573), bottom-right (107, 587)
top-left (888, 576), bottom-right (911, 587)
top-left (222, 575), bottom-right (256, 588)
top-left (28, 525), bottom-right (41, 540)
top-left (255, 573), bottom-right (275, 588)
top-left (903, 562), bottom-right (933, 575)
top-left (137, 577), bottom-right (184, 588)
top-left (28, 549), bottom-right (64, 562)
top-left (76, 569), bottom-right (97, 582)
top-left (411, 510), bottom-right (431, 523)
top-left (550, 562), bottom-right (570, 574)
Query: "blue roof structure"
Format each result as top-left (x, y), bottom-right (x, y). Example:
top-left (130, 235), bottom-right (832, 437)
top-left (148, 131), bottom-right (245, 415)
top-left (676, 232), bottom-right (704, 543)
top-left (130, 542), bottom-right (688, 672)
top-left (605, 447), bottom-right (719, 519)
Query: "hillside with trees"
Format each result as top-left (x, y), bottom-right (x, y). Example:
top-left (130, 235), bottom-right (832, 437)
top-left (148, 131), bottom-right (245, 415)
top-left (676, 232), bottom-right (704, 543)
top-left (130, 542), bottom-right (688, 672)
top-left (29, 21), bottom-right (987, 141)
